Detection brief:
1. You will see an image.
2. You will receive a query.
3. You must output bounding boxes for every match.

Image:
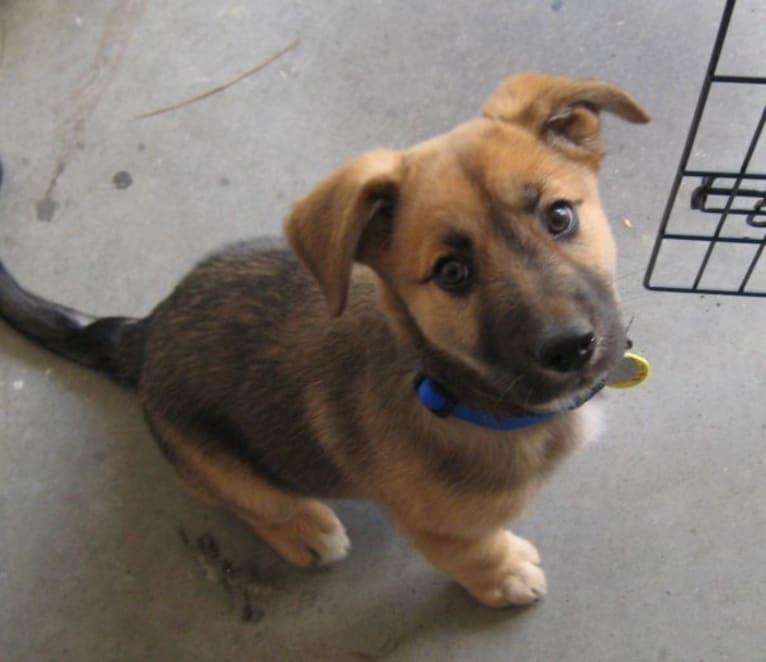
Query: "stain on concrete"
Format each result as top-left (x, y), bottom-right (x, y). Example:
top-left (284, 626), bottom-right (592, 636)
top-left (178, 526), bottom-right (282, 625)
top-left (351, 635), bottom-right (404, 661)
top-left (113, 170), bottom-right (133, 189)
top-left (40, 0), bottom-right (147, 220)
top-left (551, 0), bottom-right (564, 10)
top-left (36, 160), bottom-right (65, 221)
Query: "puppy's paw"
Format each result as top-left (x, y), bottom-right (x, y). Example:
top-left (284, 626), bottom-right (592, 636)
top-left (255, 500), bottom-right (351, 568)
top-left (473, 559), bottom-right (547, 608)
top-left (507, 531), bottom-right (541, 566)
top-left (466, 532), bottom-right (546, 608)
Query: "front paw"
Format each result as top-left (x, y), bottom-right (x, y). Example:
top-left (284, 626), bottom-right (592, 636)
top-left (464, 532), bottom-right (546, 608)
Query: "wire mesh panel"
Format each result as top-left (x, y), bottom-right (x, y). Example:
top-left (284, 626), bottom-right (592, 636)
top-left (644, 0), bottom-right (766, 297)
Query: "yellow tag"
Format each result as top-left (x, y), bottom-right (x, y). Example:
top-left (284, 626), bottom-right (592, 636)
top-left (607, 351), bottom-right (650, 389)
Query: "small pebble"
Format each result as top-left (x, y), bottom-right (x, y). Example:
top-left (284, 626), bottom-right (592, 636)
top-left (12, 380), bottom-right (24, 391)
top-left (623, 218), bottom-right (633, 229)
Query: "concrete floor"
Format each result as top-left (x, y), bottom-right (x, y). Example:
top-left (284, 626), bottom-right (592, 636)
top-left (1, 1), bottom-right (764, 660)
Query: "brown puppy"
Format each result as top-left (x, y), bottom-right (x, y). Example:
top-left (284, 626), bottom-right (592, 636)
top-left (0, 72), bottom-right (648, 607)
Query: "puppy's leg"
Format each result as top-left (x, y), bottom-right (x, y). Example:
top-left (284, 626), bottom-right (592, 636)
top-left (401, 525), bottom-right (546, 608)
top-left (146, 411), bottom-right (350, 567)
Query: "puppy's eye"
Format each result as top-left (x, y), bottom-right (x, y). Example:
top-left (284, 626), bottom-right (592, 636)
top-left (544, 200), bottom-right (578, 237)
top-left (433, 257), bottom-right (472, 292)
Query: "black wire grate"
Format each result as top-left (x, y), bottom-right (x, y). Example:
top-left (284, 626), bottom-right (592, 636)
top-left (644, 0), bottom-right (766, 297)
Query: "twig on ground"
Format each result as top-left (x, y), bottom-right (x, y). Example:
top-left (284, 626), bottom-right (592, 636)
top-left (135, 38), bottom-right (299, 119)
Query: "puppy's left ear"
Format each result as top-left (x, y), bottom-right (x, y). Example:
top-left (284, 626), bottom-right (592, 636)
top-left (482, 71), bottom-right (650, 169)
top-left (285, 149), bottom-right (403, 316)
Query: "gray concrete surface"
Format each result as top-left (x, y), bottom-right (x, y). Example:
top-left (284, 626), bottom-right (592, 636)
top-left (1, 1), bottom-right (765, 660)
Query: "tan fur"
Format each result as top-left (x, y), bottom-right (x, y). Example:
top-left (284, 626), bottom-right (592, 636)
top-left (134, 72), bottom-right (650, 608)
top-left (287, 149), bottom-right (404, 316)
top-left (146, 409), bottom-right (350, 566)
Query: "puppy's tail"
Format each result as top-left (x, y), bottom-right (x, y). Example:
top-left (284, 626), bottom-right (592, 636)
top-left (0, 159), bottom-right (145, 387)
top-left (0, 259), bottom-right (149, 388)
top-left (0, 261), bottom-right (147, 387)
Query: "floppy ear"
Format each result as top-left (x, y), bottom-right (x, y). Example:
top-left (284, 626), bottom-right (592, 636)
top-left (481, 71), bottom-right (650, 168)
top-left (285, 149), bottom-right (403, 316)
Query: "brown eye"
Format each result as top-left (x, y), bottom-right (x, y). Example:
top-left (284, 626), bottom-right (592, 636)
top-left (544, 200), bottom-right (578, 237)
top-left (433, 257), bottom-right (472, 292)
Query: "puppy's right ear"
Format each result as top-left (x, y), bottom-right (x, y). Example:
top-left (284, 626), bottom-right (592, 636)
top-left (285, 149), bottom-right (404, 316)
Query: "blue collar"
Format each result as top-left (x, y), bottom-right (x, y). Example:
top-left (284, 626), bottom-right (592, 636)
top-left (415, 375), bottom-right (605, 431)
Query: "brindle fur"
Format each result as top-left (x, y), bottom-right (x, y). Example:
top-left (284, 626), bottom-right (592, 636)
top-left (0, 72), bottom-right (648, 607)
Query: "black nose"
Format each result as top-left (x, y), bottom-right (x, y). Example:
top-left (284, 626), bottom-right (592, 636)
top-left (537, 320), bottom-right (596, 373)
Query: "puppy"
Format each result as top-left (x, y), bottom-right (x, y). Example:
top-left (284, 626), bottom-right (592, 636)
top-left (0, 72), bottom-right (648, 607)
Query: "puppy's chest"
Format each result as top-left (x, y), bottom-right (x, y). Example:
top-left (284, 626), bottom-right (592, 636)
top-left (375, 407), bottom-right (600, 533)
top-left (413, 404), bottom-right (600, 492)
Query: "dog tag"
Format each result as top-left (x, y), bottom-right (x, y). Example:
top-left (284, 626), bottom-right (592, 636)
top-left (606, 351), bottom-right (650, 388)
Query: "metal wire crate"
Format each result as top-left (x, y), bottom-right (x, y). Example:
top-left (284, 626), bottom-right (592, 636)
top-left (644, 0), bottom-right (765, 297)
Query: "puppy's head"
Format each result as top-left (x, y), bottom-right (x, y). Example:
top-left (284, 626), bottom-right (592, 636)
top-left (286, 72), bottom-right (649, 415)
